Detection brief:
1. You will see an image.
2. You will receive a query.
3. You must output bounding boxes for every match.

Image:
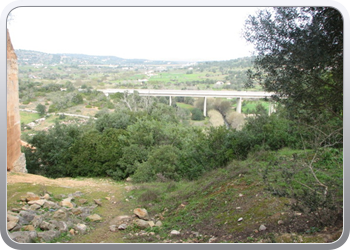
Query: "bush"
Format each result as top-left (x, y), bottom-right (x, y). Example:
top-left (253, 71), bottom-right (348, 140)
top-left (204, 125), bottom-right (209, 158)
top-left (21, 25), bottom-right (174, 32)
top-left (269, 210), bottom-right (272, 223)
top-left (191, 108), bottom-right (204, 121)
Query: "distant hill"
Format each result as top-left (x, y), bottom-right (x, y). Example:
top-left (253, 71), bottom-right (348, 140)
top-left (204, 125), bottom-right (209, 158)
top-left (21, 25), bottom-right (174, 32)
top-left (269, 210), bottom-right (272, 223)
top-left (14, 49), bottom-right (181, 66)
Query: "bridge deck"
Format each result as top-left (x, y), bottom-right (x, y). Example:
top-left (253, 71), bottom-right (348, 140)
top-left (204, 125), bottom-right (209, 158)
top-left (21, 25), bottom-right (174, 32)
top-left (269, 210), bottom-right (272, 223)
top-left (98, 89), bottom-right (275, 99)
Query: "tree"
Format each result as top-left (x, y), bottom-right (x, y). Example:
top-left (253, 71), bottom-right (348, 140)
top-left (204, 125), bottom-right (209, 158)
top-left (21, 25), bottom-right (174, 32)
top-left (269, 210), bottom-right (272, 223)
top-left (244, 7), bottom-right (342, 119)
top-left (244, 7), bottom-right (343, 147)
top-left (36, 104), bottom-right (46, 117)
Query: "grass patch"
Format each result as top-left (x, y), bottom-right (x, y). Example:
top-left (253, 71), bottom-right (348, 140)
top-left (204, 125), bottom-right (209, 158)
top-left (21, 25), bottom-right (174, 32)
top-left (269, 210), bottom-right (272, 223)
top-left (20, 111), bottom-right (41, 124)
top-left (125, 147), bottom-right (343, 243)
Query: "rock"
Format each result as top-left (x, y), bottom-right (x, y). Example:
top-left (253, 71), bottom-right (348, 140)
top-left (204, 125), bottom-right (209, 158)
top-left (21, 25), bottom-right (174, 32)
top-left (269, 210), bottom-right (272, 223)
top-left (43, 201), bottom-right (59, 209)
top-left (71, 207), bottom-right (83, 216)
top-left (209, 237), bottom-right (218, 243)
top-left (37, 230), bottom-right (60, 242)
top-left (278, 220), bottom-right (284, 225)
top-left (134, 219), bottom-right (150, 229)
top-left (259, 224), bottom-right (267, 231)
top-left (109, 225), bottom-right (117, 232)
top-left (43, 193), bottom-right (51, 200)
top-left (29, 204), bottom-right (41, 210)
top-left (78, 199), bottom-right (88, 204)
top-left (28, 199), bottom-right (47, 206)
top-left (19, 210), bottom-right (36, 224)
top-left (53, 209), bottom-right (68, 220)
top-left (75, 223), bottom-right (87, 234)
top-left (109, 215), bottom-right (132, 226)
top-left (25, 192), bottom-right (40, 202)
top-left (148, 221), bottom-right (155, 227)
top-left (239, 193), bottom-right (244, 197)
top-left (31, 215), bottom-right (43, 228)
top-left (134, 208), bottom-right (149, 220)
top-left (126, 177), bottom-right (132, 182)
top-left (39, 221), bottom-right (51, 231)
top-left (7, 214), bottom-right (19, 230)
top-left (155, 220), bottom-right (163, 227)
top-left (170, 230), bottom-right (181, 236)
top-left (57, 221), bottom-right (68, 233)
top-left (69, 228), bottom-right (75, 235)
top-left (60, 198), bottom-right (74, 208)
top-left (238, 217), bottom-right (243, 222)
top-left (118, 224), bottom-right (127, 230)
top-left (9, 231), bottom-right (37, 243)
top-left (94, 199), bottom-right (102, 206)
top-left (22, 225), bottom-right (35, 231)
top-left (87, 214), bottom-right (102, 222)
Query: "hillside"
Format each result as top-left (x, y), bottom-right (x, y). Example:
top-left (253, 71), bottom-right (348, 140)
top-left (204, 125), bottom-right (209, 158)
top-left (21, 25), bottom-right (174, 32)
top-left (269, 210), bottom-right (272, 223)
top-left (7, 147), bottom-right (343, 244)
top-left (15, 49), bottom-right (181, 66)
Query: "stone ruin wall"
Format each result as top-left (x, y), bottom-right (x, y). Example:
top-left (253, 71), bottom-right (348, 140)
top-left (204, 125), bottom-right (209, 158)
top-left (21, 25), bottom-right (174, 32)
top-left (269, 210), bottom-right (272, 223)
top-left (7, 29), bottom-right (26, 172)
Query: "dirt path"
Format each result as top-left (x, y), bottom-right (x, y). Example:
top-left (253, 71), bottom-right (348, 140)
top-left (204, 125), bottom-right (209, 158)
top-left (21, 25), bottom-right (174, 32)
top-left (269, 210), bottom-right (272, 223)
top-left (7, 172), bottom-right (114, 189)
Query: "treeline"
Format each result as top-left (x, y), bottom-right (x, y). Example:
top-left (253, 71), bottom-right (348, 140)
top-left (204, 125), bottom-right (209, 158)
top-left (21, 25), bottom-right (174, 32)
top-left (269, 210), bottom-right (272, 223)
top-left (24, 102), bottom-right (308, 182)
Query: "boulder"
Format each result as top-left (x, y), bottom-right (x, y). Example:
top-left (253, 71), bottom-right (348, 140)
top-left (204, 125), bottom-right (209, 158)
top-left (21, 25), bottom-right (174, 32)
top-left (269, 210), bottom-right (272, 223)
top-left (87, 214), bottom-right (102, 222)
top-left (7, 214), bottom-right (19, 231)
top-left (134, 208), bottom-right (149, 220)
top-left (9, 231), bottom-right (37, 243)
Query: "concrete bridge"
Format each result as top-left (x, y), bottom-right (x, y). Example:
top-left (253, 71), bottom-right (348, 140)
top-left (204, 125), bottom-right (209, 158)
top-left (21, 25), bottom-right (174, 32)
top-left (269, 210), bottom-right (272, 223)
top-left (98, 89), bottom-right (276, 116)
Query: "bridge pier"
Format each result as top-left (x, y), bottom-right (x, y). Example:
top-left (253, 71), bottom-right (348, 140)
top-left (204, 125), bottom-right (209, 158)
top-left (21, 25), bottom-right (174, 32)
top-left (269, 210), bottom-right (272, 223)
top-left (268, 102), bottom-right (276, 116)
top-left (169, 96), bottom-right (172, 106)
top-left (203, 97), bottom-right (207, 117)
top-left (236, 97), bottom-right (242, 113)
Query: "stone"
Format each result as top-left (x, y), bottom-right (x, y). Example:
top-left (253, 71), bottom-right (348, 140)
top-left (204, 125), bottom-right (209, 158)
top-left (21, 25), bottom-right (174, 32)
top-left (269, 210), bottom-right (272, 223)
top-left (148, 221), bottom-right (155, 227)
top-left (109, 225), bottom-right (117, 232)
top-left (37, 230), bottom-right (60, 242)
top-left (278, 220), bottom-right (284, 225)
top-left (53, 209), bottom-right (68, 220)
top-left (94, 199), bottom-right (102, 206)
top-left (109, 215), bottom-right (132, 225)
top-left (118, 224), bottom-right (127, 230)
top-left (22, 225), bottom-right (35, 231)
top-left (25, 192), bottom-right (40, 202)
top-left (134, 208), bottom-right (149, 220)
top-left (7, 214), bottom-right (19, 231)
top-left (69, 228), bottom-right (75, 235)
top-left (209, 237), bottom-right (218, 243)
top-left (238, 217), bottom-right (243, 222)
top-left (155, 220), bottom-right (163, 227)
top-left (75, 223), bottom-right (88, 234)
top-left (259, 224), bottom-right (267, 231)
top-left (43, 201), bottom-right (59, 209)
top-left (170, 230), bottom-right (181, 236)
top-left (57, 221), bottom-right (68, 233)
top-left (28, 199), bottom-right (46, 206)
top-left (71, 207), bottom-right (84, 215)
top-left (31, 215), bottom-right (43, 228)
top-left (39, 221), bottom-right (51, 231)
top-left (29, 204), bottom-right (41, 210)
top-left (9, 231), bottom-right (37, 243)
top-left (78, 199), bottom-right (88, 204)
top-left (19, 210), bottom-right (36, 223)
top-left (134, 219), bottom-right (150, 229)
top-left (60, 198), bottom-right (74, 208)
top-left (87, 214), bottom-right (102, 222)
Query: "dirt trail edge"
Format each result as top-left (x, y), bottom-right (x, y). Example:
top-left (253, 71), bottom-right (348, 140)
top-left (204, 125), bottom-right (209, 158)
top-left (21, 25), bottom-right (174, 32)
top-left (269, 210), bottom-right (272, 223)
top-left (7, 172), bottom-right (133, 243)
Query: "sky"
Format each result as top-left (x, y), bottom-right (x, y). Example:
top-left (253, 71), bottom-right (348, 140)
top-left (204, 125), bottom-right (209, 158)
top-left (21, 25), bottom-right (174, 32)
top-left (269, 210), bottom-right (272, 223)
top-left (7, 7), bottom-right (260, 62)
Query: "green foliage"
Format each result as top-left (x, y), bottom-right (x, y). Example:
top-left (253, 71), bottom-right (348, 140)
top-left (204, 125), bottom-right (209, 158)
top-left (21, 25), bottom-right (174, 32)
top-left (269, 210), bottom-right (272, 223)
top-left (24, 122), bottom-right (82, 178)
top-left (35, 104), bottom-right (46, 117)
top-left (244, 7), bottom-right (343, 143)
top-left (67, 128), bottom-right (127, 179)
top-left (262, 148), bottom-right (343, 226)
top-left (191, 108), bottom-right (204, 121)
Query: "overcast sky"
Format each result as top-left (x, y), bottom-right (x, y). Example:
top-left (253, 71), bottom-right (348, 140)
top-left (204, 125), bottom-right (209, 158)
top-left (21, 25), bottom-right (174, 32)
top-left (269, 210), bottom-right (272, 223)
top-left (7, 7), bottom-right (259, 62)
